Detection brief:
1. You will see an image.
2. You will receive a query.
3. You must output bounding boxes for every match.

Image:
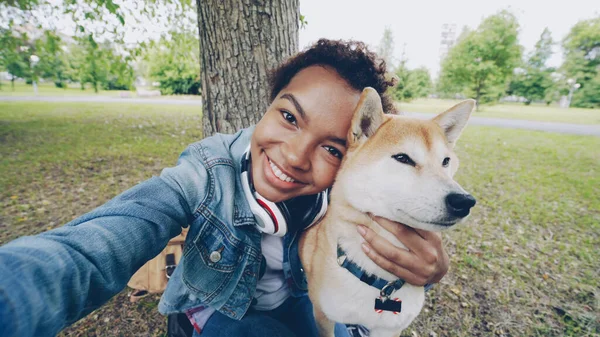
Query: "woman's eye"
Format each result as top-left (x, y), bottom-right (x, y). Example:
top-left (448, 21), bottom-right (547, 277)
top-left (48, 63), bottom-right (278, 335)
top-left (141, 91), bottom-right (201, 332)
top-left (324, 146), bottom-right (343, 159)
top-left (281, 111), bottom-right (297, 125)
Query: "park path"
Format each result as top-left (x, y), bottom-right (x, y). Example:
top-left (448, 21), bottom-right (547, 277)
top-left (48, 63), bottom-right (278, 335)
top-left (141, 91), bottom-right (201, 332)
top-left (403, 112), bottom-right (600, 137)
top-left (1, 96), bottom-right (599, 136)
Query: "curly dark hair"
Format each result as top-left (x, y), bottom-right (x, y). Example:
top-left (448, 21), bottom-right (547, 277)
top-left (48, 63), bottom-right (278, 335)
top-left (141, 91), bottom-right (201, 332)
top-left (268, 38), bottom-right (397, 114)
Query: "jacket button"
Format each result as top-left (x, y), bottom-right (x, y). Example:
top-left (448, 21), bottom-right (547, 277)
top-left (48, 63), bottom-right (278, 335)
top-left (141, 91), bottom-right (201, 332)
top-left (209, 251), bottom-right (222, 263)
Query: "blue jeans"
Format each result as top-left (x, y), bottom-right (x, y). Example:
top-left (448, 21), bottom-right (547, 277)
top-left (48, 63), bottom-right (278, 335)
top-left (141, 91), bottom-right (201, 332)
top-left (195, 295), bottom-right (350, 337)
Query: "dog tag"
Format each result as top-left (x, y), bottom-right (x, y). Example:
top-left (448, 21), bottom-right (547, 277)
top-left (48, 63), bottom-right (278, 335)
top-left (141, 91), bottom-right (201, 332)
top-left (374, 297), bottom-right (402, 313)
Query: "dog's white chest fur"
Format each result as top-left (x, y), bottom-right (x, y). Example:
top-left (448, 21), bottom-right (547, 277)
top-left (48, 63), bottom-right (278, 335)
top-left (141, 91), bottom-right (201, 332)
top-left (317, 229), bottom-right (426, 336)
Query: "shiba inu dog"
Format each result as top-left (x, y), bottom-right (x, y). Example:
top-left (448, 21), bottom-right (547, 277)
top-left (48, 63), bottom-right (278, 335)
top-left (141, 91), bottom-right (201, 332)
top-left (299, 88), bottom-right (476, 337)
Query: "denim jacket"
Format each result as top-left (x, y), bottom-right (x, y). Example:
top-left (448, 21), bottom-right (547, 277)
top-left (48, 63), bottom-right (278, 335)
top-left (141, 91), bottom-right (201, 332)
top-left (0, 127), bottom-right (310, 337)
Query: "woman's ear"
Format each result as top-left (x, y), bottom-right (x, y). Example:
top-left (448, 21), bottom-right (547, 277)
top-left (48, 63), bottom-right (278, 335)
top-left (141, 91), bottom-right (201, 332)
top-left (349, 87), bottom-right (385, 145)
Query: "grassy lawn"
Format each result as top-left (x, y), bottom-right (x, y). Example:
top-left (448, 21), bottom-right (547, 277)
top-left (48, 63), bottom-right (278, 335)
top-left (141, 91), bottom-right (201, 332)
top-left (398, 98), bottom-right (600, 125)
top-left (0, 80), bottom-right (126, 96)
top-left (0, 80), bottom-right (203, 100)
top-left (1, 102), bottom-right (599, 336)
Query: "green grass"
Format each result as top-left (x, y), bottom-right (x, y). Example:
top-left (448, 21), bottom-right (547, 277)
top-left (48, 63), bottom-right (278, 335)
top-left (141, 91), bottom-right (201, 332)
top-left (1, 101), bottom-right (599, 336)
top-left (406, 127), bottom-right (600, 337)
top-left (0, 80), bottom-right (126, 96)
top-left (0, 80), bottom-right (203, 100)
top-left (1, 102), bottom-right (203, 243)
top-left (398, 98), bottom-right (600, 125)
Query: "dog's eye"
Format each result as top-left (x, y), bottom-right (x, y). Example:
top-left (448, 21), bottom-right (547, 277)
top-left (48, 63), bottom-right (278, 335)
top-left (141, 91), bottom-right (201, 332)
top-left (442, 157), bottom-right (450, 167)
top-left (392, 153), bottom-right (416, 166)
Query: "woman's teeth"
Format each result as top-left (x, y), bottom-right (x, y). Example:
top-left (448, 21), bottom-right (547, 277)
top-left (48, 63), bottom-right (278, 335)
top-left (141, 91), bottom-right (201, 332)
top-left (269, 160), bottom-right (296, 183)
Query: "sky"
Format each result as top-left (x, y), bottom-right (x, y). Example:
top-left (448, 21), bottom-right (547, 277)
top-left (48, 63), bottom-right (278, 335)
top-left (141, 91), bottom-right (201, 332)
top-left (298, 0), bottom-right (600, 78)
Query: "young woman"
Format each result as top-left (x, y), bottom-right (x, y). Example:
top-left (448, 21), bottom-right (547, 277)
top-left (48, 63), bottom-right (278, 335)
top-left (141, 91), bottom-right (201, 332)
top-left (0, 39), bottom-right (448, 337)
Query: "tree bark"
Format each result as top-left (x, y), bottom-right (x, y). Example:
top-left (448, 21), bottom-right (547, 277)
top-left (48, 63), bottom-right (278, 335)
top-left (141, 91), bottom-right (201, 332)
top-left (197, 0), bottom-right (299, 137)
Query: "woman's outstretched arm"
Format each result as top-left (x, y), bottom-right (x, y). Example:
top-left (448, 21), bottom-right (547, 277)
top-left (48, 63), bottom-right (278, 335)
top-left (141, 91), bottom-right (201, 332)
top-left (0, 144), bottom-right (208, 337)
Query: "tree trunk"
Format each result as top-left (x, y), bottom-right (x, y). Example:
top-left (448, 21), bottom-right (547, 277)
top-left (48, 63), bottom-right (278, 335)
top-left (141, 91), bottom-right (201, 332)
top-left (197, 0), bottom-right (299, 137)
top-left (11, 78), bottom-right (15, 91)
top-left (474, 79), bottom-right (482, 111)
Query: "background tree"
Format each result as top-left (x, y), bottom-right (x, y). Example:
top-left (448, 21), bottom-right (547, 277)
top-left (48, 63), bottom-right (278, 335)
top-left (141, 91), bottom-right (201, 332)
top-left (34, 30), bottom-right (67, 88)
top-left (143, 30), bottom-right (201, 95)
top-left (507, 28), bottom-right (556, 105)
top-left (64, 42), bottom-right (90, 90)
top-left (393, 57), bottom-right (410, 101)
top-left (81, 36), bottom-right (108, 93)
top-left (0, 29), bottom-right (30, 90)
top-left (197, 0), bottom-right (300, 136)
top-left (561, 16), bottom-right (600, 108)
top-left (377, 27), bottom-right (395, 72)
top-left (406, 67), bottom-right (432, 99)
top-left (101, 42), bottom-right (135, 91)
top-left (394, 62), bottom-right (432, 101)
top-left (438, 10), bottom-right (522, 105)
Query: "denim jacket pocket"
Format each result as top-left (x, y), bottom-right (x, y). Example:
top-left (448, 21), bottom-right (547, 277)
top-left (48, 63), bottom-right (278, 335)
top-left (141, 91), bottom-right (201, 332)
top-left (182, 220), bottom-right (245, 303)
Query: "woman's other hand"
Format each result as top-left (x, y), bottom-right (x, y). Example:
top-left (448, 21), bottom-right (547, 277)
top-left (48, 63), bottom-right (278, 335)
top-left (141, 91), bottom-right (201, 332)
top-left (357, 216), bottom-right (449, 286)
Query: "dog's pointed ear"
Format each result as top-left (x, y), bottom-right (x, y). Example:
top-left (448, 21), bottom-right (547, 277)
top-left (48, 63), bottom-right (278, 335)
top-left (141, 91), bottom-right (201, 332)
top-left (433, 99), bottom-right (475, 147)
top-left (349, 87), bottom-right (385, 145)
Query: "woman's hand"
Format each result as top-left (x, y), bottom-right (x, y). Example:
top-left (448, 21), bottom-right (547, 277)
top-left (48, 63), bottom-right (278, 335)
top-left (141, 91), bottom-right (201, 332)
top-left (357, 216), bottom-right (449, 286)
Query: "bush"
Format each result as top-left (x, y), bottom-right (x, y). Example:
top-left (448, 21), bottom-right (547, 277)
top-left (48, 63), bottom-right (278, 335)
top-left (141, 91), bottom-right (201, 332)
top-left (144, 31), bottom-right (201, 96)
top-left (158, 76), bottom-right (201, 95)
top-left (54, 81), bottom-right (66, 88)
top-left (102, 77), bottom-right (131, 91)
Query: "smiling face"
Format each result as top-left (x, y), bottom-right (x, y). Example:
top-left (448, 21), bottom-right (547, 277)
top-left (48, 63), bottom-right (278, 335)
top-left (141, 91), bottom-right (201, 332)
top-left (250, 65), bottom-right (361, 202)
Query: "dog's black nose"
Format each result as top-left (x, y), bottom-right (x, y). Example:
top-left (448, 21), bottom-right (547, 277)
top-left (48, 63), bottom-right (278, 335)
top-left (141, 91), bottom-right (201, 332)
top-left (445, 193), bottom-right (476, 217)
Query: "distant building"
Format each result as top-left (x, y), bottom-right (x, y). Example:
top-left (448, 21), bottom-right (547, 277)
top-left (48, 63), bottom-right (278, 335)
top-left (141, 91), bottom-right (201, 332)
top-left (439, 23), bottom-right (457, 63)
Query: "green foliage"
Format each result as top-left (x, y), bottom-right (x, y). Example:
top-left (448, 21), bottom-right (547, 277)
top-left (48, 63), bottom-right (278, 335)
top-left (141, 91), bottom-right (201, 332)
top-left (143, 31), bottom-right (201, 95)
top-left (561, 16), bottom-right (600, 108)
top-left (67, 36), bottom-right (108, 92)
top-left (0, 29), bottom-right (33, 89)
top-left (393, 62), bottom-right (432, 101)
top-left (1, 0), bottom-right (197, 50)
top-left (62, 36), bottom-right (134, 92)
top-left (1, 0), bottom-right (39, 10)
top-left (34, 31), bottom-right (68, 88)
top-left (101, 44), bottom-right (135, 91)
top-left (407, 67), bottom-right (432, 99)
top-left (438, 10), bottom-right (522, 105)
top-left (507, 28), bottom-right (556, 105)
top-left (570, 72), bottom-right (600, 109)
top-left (299, 14), bottom-right (308, 29)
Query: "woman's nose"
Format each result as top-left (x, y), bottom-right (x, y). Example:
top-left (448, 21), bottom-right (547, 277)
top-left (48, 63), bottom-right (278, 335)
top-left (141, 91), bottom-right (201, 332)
top-left (282, 140), bottom-right (311, 172)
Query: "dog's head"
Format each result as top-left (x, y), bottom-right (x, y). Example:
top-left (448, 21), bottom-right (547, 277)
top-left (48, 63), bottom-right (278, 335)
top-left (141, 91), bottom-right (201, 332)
top-left (335, 87), bottom-right (476, 232)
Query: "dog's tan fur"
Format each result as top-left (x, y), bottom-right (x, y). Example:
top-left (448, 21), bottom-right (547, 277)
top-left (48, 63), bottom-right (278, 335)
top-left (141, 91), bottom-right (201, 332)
top-left (300, 88), bottom-right (475, 337)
